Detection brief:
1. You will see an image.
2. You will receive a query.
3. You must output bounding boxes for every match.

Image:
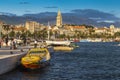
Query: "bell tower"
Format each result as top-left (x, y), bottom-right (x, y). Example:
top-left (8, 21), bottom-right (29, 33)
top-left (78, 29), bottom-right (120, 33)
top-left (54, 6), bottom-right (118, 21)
top-left (56, 10), bottom-right (62, 27)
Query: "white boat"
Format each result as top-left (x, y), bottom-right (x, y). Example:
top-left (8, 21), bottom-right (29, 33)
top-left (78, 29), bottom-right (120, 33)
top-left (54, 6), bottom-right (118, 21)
top-left (46, 22), bottom-right (71, 46)
top-left (117, 44), bottom-right (120, 46)
top-left (45, 40), bottom-right (71, 46)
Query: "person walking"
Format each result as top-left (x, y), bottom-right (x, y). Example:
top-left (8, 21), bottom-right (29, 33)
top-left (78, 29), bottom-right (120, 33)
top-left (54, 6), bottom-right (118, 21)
top-left (9, 40), bottom-right (12, 49)
top-left (23, 37), bottom-right (26, 46)
top-left (0, 39), bottom-right (2, 48)
top-left (13, 40), bottom-right (16, 49)
top-left (11, 39), bottom-right (17, 49)
top-left (5, 37), bottom-right (8, 46)
top-left (34, 39), bottom-right (37, 48)
top-left (27, 38), bottom-right (31, 46)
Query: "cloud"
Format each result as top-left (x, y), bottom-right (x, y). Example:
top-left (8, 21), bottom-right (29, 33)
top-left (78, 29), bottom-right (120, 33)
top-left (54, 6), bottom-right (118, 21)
top-left (97, 20), bottom-right (115, 23)
top-left (44, 6), bottom-right (58, 9)
top-left (19, 2), bottom-right (30, 4)
top-left (89, 17), bottom-right (102, 20)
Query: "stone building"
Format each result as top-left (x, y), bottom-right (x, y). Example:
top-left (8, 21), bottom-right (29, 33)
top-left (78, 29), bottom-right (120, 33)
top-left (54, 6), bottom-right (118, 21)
top-left (56, 10), bottom-right (62, 27)
top-left (25, 21), bottom-right (40, 33)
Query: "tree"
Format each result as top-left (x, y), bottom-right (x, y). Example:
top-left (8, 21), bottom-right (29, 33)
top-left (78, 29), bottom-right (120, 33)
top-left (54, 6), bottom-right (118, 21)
top-left (16, 31), bottom-right (21, 39)
top-left (2, 24), bottom-right (10, 37)
top-left (25, 30), bottom-right (32, 38)
top-left (114, 32), bottom-right (120, 38)
top-left (42, 30), bottom-right (47, 40)
top-left (9, 31), bottom-right (15, 37)
top-left (59, 34), bottom-right (66, 39)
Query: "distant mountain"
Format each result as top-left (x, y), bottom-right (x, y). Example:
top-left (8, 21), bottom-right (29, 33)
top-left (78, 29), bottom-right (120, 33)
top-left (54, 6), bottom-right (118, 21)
top-left (0, 12), bottom-right (16, 16)
top-left (0, 9), bottom-right (120, 27)
top-left (71, 9), bottom-right (119, 21)
top-left (0, 15), bottom-right (27, 24)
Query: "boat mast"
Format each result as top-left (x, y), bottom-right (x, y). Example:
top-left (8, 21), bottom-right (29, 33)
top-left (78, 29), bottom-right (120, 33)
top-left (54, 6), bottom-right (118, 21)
top-left (47, 22), bottom-right (51, 40)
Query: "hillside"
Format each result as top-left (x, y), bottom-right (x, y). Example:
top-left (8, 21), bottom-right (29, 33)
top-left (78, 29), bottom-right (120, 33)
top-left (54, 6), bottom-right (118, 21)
top-left (0, 9), bottom-right (120, 27)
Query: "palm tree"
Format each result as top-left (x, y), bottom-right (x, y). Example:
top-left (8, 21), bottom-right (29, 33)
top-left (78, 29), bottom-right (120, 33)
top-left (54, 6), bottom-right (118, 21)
top-left (2, 24), bottom-right (11, 46)
top-left (9, 26), bottom-right (15, 38)
top-left (9, 30), bottom-right (15, 38)
top-left (26, 30), bottom-right (32, 38)
top-left (2, 24), bottom-right (10, 36)
top-left (16, 31), bottom-right (21, 39)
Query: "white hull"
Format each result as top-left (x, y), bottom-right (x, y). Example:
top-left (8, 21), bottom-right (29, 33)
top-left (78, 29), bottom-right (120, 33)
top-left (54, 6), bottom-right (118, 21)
top-left (46, 40), bottom-right (71, 46)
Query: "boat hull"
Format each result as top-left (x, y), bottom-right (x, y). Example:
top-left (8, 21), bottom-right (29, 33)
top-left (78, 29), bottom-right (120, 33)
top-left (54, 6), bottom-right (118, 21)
top-left (53, 46), bottom-right (74, 51)
top-left (22, 61), bottom-right (50, 69)
top-left (46, 40), bottom-right (71, 46)
top-left (21, 48), bottom-right (50, 69)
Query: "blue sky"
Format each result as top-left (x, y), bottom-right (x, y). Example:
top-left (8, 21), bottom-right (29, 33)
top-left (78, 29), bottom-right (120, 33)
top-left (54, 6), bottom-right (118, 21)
top-left (0, 0), bottom-right (120, 17)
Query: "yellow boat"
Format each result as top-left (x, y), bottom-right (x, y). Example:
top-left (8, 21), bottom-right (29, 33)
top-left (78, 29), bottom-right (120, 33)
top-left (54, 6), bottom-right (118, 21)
top-left (53, 46), bottom-right (74, 51)
top-left (21, 48), bottom-right (50, 69)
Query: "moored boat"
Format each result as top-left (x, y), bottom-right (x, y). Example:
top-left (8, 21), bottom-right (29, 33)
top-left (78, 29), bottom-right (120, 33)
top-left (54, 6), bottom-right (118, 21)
top-left (53, 46), bottom-right (74, 51)
top-left (70, 43), bottom-right (79, 48)
top-left (46, 40), bottom-right (71, 46)
top-left (21, 48), bottom-right (50, 69)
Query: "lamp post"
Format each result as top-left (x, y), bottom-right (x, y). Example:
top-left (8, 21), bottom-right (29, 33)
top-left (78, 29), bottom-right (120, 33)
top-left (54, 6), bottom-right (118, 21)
top-left (0, 24), bottom-right (2, 39)
top-left (47, 22), bottom-right (51, 40)
top-left (0, 24), bottom-right (2, 48)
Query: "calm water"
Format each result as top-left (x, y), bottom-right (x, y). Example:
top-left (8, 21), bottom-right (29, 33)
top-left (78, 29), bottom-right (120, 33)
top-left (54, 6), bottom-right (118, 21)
top-left (0, 42), bottom-right (120, 80)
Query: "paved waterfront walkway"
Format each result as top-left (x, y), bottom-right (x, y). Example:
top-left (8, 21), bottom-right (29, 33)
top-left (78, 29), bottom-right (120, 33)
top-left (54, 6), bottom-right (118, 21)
top-left (0, 46), bottom-right (33, 55)
top-left (0, 46), bottom-right (27, 75)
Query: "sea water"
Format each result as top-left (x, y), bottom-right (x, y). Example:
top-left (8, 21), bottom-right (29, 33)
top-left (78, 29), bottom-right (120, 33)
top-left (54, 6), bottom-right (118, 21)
top-left (0, 42), bottom-right (120, 80)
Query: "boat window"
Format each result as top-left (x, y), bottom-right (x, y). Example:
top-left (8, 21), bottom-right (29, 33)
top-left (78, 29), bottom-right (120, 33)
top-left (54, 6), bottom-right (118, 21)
top-left (29, 50), bottom-right (46, 54)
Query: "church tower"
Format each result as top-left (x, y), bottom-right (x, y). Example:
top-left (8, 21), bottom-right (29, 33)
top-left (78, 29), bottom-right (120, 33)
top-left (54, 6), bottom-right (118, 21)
top-left (56, 10), bottom-right (62, 27)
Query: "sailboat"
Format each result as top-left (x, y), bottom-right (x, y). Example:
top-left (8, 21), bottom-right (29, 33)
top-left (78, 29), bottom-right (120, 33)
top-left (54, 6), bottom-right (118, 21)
top-left (45, 22), bottom-right (71, 46)
top-left (45, 22), bottom-right (74, 51)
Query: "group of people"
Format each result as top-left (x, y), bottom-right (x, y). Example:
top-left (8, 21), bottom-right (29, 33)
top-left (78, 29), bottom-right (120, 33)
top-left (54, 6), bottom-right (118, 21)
top-left (34, 39), bottom-right (47, 48)
top-left (9, 38), bottom-right (17, 49)
top-left (0, 37), bottom-right (47, 49)
top-left (0, 37), bottom-right (17, 49)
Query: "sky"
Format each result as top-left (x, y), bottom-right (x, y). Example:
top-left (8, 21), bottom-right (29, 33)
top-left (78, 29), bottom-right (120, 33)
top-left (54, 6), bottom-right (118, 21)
top-left (0, 0), bottom-right (120, 17)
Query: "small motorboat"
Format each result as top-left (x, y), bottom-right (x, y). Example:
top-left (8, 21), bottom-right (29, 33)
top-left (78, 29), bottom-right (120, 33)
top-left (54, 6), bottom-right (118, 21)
top-left (118, 44), bottom-right (120, 46)
top-left (21, 48), bottom-right (50, 69)
top-left (70, 43), bottom-right (79, 48)
top-left (53, 46), bottom-right (74, 51)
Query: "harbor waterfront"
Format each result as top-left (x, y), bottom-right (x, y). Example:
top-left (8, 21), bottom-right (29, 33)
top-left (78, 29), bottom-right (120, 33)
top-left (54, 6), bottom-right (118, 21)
top-left (1, 0), bottom-right (120, 80)
top-left (0, 42), bottom-right (120, 80)
top-left (0, 46), bottom-right (30, 75)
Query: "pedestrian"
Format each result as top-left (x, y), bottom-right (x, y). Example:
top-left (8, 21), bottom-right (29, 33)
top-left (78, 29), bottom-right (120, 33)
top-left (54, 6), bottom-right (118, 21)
top-left (23, 37), bottom-right (26, 46)
top-left (27, 38), bottom-right (31, 46)
top-left (9, 40), bottom-right (12, 49)
top-left (13, 40), bottom-right (16, 49)
top-left (34, 39), bottom-right (37, 48)
top-left (5, 37), bottom-right (8, 46)
top-left (12, 39), bottom-right (17, 49)
top-left (0, 39), bottom-right (2, 48)
top-left (14, 39), bottom-right (17, 48)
